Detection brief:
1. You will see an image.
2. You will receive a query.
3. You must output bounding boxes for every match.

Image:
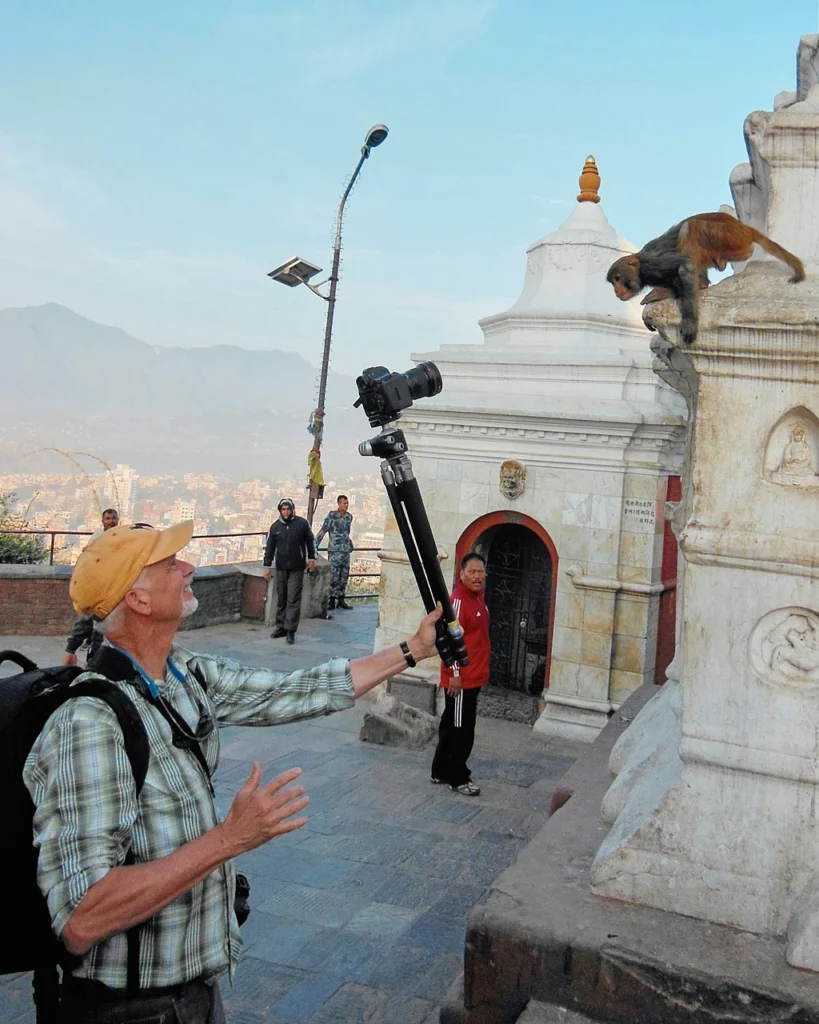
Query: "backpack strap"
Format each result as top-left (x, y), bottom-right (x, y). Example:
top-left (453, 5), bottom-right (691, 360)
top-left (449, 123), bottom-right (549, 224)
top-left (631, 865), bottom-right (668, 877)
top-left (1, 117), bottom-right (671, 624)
top-left (63, 680), bottom-right (150, 795)
top-left (0, 649), bottom-right (38, 674)
top-left (124, 847), bottom-right (140, 997)
top-left (21, 670), bottom-right (149, 998)
top-left (62, 677), bottom-right (149, 994)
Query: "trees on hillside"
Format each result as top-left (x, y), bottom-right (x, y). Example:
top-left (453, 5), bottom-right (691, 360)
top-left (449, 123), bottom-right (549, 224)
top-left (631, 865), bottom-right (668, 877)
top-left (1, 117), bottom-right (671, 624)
top-left (0, 491), bottom-right (47, 564)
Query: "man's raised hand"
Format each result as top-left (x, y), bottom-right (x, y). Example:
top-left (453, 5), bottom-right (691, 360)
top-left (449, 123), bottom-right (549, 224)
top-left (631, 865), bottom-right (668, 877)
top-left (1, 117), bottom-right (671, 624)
top-left (220, 763), bottom-right (309, 856)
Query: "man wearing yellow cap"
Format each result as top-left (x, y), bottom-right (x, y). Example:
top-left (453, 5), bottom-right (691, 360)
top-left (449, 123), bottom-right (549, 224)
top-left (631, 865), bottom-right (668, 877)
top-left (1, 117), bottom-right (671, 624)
top-left (22, 521), bottom-right (439, 1023)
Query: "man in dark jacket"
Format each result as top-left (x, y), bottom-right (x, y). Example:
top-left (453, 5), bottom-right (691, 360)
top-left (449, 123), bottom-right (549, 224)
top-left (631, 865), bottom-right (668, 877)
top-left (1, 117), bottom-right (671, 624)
top-left (263, 498), bottom-right (316, 644)
top-left (62, 507), bottom-right (119, 666)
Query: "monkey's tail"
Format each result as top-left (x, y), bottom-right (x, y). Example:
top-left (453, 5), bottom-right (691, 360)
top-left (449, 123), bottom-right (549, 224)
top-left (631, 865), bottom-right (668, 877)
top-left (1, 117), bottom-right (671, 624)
top-left (749, 228), bottom-right (806, 283)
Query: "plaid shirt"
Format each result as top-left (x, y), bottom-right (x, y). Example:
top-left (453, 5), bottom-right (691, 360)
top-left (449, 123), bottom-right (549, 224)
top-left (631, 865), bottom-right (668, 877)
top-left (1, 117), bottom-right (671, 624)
top-left (23, 644), bottom-right (354, 989)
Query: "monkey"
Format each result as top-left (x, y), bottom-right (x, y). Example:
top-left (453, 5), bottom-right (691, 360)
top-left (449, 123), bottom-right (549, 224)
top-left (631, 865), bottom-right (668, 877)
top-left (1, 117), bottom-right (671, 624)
top-left (606, 212), bottom-right (805, 345)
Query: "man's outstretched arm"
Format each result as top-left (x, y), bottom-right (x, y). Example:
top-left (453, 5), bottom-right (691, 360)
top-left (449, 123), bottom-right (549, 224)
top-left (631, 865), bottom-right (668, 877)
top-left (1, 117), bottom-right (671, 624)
top-left (184, 605), bottom-right (442, 727)
top-left (349, 605), bottom-right (440, 697)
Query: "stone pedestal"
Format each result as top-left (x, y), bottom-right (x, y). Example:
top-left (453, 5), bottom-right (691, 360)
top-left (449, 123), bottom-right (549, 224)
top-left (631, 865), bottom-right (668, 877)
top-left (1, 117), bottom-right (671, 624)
top-left (439, 684), bottom-right (819, 1024)
top-left (590, 40), bottom-right (819, 964)
top-left (263, 559), bottom-right (331, 625)
top-left (591, 269), bottom-right (819, 958)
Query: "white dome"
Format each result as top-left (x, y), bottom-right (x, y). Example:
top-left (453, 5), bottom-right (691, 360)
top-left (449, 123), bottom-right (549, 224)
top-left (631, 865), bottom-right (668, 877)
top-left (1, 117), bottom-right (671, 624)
top-left (504, 199), bottom-right (644, 327)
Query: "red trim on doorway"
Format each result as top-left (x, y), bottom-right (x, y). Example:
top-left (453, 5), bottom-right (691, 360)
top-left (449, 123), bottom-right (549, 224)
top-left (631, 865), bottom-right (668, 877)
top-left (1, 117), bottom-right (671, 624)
top-left (455, 511), bottom-right (559, 692)
top-left (654, 475), bottom-right (681, 685)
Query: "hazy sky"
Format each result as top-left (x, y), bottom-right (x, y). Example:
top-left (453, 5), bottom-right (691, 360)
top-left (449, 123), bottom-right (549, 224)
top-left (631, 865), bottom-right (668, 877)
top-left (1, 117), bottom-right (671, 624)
top-left (0, 1), bottom-right (813, 376)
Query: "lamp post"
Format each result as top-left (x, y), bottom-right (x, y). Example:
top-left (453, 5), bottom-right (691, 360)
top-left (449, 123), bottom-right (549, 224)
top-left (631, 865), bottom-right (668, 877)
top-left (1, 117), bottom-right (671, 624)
top-left (268, 123), bottom-right (389, 526)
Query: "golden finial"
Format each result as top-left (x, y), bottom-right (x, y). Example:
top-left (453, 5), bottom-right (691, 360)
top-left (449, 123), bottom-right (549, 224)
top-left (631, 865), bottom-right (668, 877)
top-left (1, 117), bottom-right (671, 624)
top-left (577, 155), bottom-right (601, 203)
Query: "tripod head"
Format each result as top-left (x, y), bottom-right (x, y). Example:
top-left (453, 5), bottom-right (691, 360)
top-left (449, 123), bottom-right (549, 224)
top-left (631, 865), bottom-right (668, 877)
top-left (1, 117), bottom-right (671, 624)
top-left (358, 427), bottom-right (407, 460)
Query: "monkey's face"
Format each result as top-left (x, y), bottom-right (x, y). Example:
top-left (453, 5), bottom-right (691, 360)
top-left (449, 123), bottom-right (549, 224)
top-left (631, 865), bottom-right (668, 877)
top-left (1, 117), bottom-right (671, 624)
top-left (611, 277), bottom-right (636, 301)
top-left (606, 256), bottom-right (641, 301)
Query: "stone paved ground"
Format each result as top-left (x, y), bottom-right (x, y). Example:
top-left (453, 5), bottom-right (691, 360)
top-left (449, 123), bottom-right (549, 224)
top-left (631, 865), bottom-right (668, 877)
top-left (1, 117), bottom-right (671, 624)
top-left (1, 606), bottom-right (584, 1023)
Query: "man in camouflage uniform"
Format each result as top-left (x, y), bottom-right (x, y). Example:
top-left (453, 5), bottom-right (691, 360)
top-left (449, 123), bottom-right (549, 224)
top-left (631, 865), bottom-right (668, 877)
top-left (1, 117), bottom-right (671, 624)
top-left (315, 494), bottom-right (354, 610)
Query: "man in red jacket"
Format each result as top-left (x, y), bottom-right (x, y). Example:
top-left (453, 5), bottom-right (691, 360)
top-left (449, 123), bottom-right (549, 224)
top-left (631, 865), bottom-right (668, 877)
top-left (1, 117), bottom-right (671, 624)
top-left (430, 552), bottom-right (491, 796)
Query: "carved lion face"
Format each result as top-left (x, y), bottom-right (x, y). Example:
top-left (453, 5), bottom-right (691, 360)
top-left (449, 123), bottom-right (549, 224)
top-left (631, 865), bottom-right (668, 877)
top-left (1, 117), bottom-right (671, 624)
top-left (499, 460), bottom-right (526, 500)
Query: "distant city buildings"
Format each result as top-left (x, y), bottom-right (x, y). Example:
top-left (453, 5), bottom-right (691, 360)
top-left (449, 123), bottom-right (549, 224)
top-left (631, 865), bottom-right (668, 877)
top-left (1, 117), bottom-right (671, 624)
top-left (105, 463), bottom-right (137, 520)
top-left (172, 499), bottom-right (196, 523)
top-left (353, 531), bottom-right (384, 569)
top-left (0, 469), bottom-right (387, 570)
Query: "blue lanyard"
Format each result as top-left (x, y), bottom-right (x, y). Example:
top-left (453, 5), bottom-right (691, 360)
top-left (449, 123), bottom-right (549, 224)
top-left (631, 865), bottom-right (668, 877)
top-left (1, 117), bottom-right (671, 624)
top-left (110, 645), bottom-right (186, 699)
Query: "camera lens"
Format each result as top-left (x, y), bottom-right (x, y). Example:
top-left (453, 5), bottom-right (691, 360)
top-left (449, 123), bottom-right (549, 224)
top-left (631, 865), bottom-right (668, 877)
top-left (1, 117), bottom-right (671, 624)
top-left (403, 361), bottom-right (442, 401)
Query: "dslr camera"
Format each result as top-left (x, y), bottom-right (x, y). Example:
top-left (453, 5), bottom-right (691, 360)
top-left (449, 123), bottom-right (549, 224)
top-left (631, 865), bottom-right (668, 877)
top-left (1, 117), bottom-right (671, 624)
top-left (354, 362), bottom-right (442, 429)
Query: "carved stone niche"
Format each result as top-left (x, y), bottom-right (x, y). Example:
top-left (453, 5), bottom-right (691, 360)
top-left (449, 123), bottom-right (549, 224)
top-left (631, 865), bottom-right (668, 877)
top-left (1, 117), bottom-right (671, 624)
top-left (763, 407), bottom-right (819, 489)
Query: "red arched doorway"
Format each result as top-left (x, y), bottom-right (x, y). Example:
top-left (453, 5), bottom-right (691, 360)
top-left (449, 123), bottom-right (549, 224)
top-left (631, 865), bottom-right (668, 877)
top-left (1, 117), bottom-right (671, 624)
top-left (455, 511), bottom-right (558, 700)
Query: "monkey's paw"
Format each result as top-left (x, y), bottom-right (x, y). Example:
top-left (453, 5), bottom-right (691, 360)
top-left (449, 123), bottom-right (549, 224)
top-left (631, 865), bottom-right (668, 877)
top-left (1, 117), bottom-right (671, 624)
top-left (640, 287), bottom-right (675, 305)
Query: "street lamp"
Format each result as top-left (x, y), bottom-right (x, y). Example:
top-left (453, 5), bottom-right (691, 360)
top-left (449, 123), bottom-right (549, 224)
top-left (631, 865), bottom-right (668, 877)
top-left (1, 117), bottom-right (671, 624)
top-left (268, 123), bottom-right (389, 525)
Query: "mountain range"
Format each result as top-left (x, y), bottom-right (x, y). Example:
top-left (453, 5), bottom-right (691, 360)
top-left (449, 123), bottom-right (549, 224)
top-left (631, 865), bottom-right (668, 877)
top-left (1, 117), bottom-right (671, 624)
top-left (0, 304), bottom-right (372, 477)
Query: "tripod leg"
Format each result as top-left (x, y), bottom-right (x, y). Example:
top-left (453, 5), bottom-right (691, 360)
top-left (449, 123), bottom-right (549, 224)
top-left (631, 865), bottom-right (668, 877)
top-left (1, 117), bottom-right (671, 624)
top-left (381, 467), bottom-right (436, 612)
top-left (389, 470), bottom-right (468, 668)
top-left (382, 463), bottom-right (457, 664)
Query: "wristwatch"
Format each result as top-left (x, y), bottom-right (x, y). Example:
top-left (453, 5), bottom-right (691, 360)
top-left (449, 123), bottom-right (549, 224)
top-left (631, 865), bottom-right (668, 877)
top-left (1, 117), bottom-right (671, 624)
top-left (399, 641), bottom-right (416, 668)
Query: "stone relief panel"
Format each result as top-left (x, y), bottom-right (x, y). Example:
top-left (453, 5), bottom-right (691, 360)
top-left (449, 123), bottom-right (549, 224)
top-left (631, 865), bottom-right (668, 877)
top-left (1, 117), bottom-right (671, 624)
top-left (543, 242), bottom-right (611, 275)
top-left (764, 407), bottom-right (819, 489)
top-left (749, 607), bottom-right (819, 687)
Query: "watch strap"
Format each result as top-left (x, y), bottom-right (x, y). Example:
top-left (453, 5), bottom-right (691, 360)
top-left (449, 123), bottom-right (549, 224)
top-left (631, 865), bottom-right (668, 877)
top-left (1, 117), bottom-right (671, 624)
top-left (399, 641), bottom-right (416, 668)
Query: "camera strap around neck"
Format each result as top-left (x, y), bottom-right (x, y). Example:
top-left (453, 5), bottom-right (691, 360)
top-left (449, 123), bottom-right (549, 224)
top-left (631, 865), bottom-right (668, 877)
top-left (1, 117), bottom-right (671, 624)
top-left (90, 646), bottom-right (214, 791)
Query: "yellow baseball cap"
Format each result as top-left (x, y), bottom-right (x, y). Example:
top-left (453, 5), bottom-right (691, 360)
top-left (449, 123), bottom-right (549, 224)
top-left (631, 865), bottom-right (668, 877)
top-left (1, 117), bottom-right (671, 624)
top-left (70, 521), bottom-right (194, 618)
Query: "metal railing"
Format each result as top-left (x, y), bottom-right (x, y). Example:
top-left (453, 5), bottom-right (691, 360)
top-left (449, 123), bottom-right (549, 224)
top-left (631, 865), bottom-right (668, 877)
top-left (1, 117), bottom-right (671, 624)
top-left (0, 529), bottom-right (382, 598)
top-left (319, 546), bottom-right (382, 600)
top-left (1, 528), bottom-right (94, 565)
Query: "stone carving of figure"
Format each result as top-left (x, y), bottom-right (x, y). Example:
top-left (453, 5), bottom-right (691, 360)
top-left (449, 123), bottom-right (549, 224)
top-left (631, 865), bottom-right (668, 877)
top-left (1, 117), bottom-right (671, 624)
top-left (768, 615), bottom-right (819, 678)
top-left (752, 608), bottom-right (819, 685)
top-left (773, 422), bottom-right (817, 485)
top-left (499, 460), bottom-right (526, 500)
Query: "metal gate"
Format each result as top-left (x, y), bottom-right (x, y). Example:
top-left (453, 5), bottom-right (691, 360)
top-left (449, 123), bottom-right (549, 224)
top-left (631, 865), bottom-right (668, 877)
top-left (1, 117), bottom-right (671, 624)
top-left (484, 524), bottom-right (552, 694)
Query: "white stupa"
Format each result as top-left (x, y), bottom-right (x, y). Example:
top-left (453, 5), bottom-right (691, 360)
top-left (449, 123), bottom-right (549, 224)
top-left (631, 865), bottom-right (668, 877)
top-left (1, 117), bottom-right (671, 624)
top-left (375, 157), bottom-right (686, 740)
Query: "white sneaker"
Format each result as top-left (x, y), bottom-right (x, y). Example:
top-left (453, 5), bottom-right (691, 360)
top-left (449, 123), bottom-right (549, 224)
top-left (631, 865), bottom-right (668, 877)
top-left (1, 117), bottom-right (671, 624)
top-left (451, 781), bottom-right (480, 796)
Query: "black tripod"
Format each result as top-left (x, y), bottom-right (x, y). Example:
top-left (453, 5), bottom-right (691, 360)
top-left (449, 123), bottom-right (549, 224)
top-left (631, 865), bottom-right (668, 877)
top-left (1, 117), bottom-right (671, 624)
top-left (359, 427), bottom-right (468, 669)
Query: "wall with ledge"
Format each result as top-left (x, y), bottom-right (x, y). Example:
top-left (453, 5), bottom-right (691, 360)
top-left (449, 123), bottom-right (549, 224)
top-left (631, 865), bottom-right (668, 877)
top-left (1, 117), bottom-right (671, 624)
top-left (0, 562), bottom-right (330, 636)
top-left (0, 564), bottom-right (75, 635)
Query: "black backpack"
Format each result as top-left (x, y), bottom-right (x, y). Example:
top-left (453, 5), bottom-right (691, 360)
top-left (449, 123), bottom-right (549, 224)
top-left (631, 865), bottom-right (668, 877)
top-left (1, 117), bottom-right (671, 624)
top-left (0, 649), bottom-right (149, 1022)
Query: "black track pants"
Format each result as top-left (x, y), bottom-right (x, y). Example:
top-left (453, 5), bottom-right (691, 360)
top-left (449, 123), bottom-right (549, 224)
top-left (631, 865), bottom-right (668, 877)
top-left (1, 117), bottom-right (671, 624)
top-left (430, 686), bottom-right (480, 787)
top-left (275, 568), bottom-right (304, 632)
